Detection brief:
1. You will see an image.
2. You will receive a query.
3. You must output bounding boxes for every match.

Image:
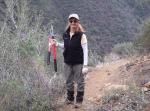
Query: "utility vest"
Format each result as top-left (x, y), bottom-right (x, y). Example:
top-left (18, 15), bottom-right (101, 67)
top-left (63, 31), bottom-right (83, 65)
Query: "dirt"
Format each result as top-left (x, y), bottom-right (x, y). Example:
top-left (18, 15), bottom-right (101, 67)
top-left (56, 55), bottom-right (150, 111)
top-left (56, 59), bottom-right (130, 111)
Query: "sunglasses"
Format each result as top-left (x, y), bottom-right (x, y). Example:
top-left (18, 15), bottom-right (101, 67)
top-left (69, 19), bottom-right (79, 23)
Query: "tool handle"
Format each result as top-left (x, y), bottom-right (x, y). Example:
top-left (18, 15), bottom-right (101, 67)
top-left (54, 59), bottom-right (57, 72)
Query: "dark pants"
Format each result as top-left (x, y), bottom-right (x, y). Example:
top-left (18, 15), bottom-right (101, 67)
top-left (64, 63), bottom-right (84, 102)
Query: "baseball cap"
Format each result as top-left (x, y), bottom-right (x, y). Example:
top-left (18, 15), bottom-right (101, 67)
top-left (68, 13), bottom-right (79, 20)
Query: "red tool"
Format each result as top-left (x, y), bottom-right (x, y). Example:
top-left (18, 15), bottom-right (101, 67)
top-left (47, 35), bottom-right (57, 72)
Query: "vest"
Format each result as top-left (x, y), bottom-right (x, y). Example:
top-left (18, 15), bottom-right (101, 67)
top-left (63, 31), bottom-right (83, 65)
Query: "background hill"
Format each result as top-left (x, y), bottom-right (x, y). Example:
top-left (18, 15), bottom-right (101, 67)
top-left (1, 0), bottom-right (150, 54)
top-left (30, 0), bottom-right (150, 54)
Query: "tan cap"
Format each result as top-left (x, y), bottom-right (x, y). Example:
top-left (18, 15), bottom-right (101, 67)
top-left (68, 13), bottom-right (79, 20)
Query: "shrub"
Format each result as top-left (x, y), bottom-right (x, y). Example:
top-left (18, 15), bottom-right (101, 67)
top-left (88, 50), bottom-right (104, 66)
top-left (112, 42), bottom-right (137, 57)
top-left (0, 0), bottom-right (64, 110)
top-left (135, 18), bottom-right (150, 52)
top-left (97, 84), bottom-right (147, 111)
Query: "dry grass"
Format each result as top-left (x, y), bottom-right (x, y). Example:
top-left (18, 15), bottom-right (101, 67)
top-left (0, 0), bottom-right (65, 110)
top-left (96, 85), bottom-right (148, 111)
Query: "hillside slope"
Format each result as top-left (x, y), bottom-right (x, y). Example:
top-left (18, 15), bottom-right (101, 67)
top-left (1, 0), bottom-right (150, 53)
top-left (32, 0), bottom-right (150, 53)
top-left (41, 0), bottom-right (139, 53)
top-left (56, 55), bottom-right (150, 111)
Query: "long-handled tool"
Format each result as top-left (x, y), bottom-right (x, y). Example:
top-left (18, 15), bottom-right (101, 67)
top-left (47, 35), bottom-right (57, 72)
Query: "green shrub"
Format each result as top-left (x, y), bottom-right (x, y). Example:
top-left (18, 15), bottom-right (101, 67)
top-left (19, 38), bottom-right (37, 57)
top-left (97, 84), bottom-right (147, 111)
top-left (88, 50), bottom-right (103, 66)
top-left (0, 79), bottom-right (54, 111)
top-left (112, 42), bottom-right (137, 57)
top-left (0, 0), bottom-right (64, 111)
top-left (136, 18), bottom-right (150, 52)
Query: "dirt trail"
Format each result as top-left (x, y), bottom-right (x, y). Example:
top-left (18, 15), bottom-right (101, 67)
top-left (57, 59), bottom-right (130, 111)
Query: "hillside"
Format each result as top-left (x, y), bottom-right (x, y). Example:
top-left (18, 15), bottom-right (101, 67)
top-left (31, 0), bottom-right (150, 53)
top-left (1, 0), bottom-right (150, 53)
top-left (56, 55), bottom-right (150, 111)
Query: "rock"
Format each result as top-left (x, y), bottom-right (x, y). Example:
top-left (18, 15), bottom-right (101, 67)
top-left (104, 83), bottom-right (112, 87)
top-left (125, 63), bottom-right (134, 71)
top-left (88, 97), bottom-right (95, 102)
top-left (107, 72), bottom-right (111, 75)
top-left (142, 87), bottom-right (149, 92)
top-left (144, 104), bottom-right (150, 111)
top-left (144, 81), bottom-right (150, 88)
top-left (105, 84), bottom-right (129, 91)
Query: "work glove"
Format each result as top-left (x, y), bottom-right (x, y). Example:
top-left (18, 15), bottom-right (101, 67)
top-left (53, 39), bottom-right (64, 48)
top-left (49, 39), bottom-right (56, 46)
top-left (82, 65), bottom-right (88, 75)
top-left (52, 39), bottom-right (58, 46)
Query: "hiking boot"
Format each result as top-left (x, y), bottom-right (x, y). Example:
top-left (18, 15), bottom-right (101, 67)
top-left (66, 90), bottom-right (74, 105)
top-left (76, 91), bottom-right (84, 103)
top-left (74, 102), bottom-right (82, 108)
top-left (74, 91), bottom-right (84, 108)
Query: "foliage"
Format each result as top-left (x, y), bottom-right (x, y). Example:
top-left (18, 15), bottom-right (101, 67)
top-left (112, 42), bottom-right (137, 57)
top-left (1, 0), bottom-right (150, 54)
top-left (0, 79), bottom-right (54, 111)
top-left (0, 0), bottom-right (64, 110)
top-left (30, 0), bottom-right (149, 54)
top-left (135, 18), bottom-right (150, 52)
top-left (97, 85), bottom-right (147, 111)
top-left (88, 50), bottom-right (104, 66)
top-left (126, 0), bottom-right (150, 19)
top-left (19, 38), bottom-right (36, 57)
